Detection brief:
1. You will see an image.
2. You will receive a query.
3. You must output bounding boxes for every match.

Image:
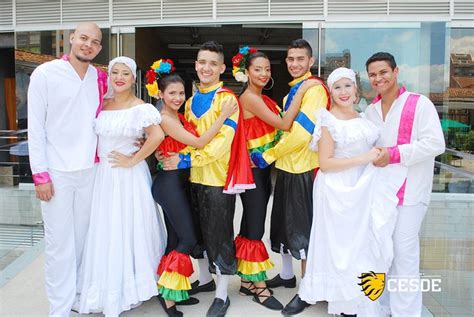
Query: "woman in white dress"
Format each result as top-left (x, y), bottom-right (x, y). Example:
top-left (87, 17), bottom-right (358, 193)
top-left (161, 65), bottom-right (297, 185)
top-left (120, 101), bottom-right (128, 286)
top-left (78, 56), bottom-right (166, 316)
top-left (292, 68), bottom-right (407, 316)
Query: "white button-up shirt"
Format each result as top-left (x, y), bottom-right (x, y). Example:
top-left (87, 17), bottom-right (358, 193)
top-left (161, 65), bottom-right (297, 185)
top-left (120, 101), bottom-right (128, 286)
top-left (365, 90), bottom-right (445, 206)
top-left (28, 59), bottom-right (99, 174)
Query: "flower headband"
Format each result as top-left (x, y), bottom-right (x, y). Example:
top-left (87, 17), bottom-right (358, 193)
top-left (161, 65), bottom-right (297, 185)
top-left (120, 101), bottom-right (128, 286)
top-left (232, 46), bottom-right (258, 83)
top-left (145, 58), bottom-right (176, 98)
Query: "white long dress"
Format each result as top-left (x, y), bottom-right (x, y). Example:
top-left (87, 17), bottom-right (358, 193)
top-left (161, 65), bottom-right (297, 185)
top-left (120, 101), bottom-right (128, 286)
top-left (78, 103), bottom-right (166, 316)
top-left (299, 109), bottom-right (407, 316)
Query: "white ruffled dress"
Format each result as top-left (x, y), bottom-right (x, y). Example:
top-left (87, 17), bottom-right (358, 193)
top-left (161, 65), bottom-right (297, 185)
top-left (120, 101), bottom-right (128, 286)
top-left (299, 109), bottom-right (407, 316)
top-left (78, 103), bottom-right (166, 316)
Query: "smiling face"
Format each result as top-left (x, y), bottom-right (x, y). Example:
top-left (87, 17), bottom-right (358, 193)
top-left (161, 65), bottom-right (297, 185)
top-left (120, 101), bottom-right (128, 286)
top-left (286, 48), bottom-right (314, 79)
top-left (195, 50), bottom-right (226, 88)
top-left (159, 82), bottom-right (186, 112)
top-left (367, 60), bottom-right (399, 96)
top-left (69, 23), bottom-right (102, 63)
top-left (246, 56), bottom-right (271, 88)
top-left (110, 63), bottom-right (134, 94)
top-left (331, 78), bottom-right (357, 108)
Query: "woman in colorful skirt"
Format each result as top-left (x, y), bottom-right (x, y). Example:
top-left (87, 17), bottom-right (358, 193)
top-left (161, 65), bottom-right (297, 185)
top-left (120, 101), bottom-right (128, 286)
top-left (231, 47), bottom-right (317, 310)
top-left (146, 59), bottom-right (237, 317)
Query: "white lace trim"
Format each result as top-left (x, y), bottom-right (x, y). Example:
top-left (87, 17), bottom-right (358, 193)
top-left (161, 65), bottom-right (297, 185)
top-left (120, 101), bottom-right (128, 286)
top-left (94, 103), bottom-right (161, 137)
top-left (311, 108), bottom-right (379, 151)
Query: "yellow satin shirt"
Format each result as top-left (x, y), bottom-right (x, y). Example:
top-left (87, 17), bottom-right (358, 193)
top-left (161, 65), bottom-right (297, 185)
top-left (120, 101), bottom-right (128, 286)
top-left (262, 72), bottom-right (329, 174)
top-left (183, 82), bottom-right (239, 186)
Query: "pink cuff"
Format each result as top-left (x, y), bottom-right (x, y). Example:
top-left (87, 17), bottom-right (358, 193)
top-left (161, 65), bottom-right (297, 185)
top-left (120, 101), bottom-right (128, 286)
top-left (388, 146), bottom-right (401, 164)
top-left (32, 172), bottom-right (52, 185)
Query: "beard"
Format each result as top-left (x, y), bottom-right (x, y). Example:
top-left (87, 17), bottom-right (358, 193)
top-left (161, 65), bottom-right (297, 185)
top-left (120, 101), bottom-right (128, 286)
top-left (74, 53), bottom-right (94, 63)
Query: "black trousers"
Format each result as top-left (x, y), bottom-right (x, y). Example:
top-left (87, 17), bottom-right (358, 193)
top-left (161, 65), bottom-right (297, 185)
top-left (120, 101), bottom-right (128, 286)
top-left (190, 183), bottom-right (236, 275)
top-left (270, 169), bottom-right (315, 260)
top-left (239, 167), bottom-right (272, 240)
top-left (152, 169), bottom-right (197, 255)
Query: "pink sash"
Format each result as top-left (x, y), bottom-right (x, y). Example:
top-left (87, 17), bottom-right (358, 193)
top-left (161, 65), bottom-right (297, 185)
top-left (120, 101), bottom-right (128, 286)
top-left (372, 87), bottom-right (419, 205)
top-left (394, 90), bottom-right (420, 205)
top-left (95, 68), bottom-right (108, 162)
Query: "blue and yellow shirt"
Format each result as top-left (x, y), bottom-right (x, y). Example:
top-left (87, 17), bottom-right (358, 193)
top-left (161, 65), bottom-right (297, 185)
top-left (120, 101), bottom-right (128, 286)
top-left (180, 82), bottom-right (239, 186)
top-left (262, 72), bottom-right (329, 174)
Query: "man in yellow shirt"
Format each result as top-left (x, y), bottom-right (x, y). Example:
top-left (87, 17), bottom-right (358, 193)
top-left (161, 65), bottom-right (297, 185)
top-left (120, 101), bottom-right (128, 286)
top-left (251, 39), bottom-right (330, 315)
top-left (170, 41), bottom-right (246, 317)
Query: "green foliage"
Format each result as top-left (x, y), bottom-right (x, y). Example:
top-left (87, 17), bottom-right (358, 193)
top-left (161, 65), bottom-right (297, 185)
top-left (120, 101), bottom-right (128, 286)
top-left (462, 130), bottom-right (474, 153)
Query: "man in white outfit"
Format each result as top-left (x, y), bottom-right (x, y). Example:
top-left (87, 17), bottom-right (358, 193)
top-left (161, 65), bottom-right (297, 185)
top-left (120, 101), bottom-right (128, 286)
top-left (364, 52), bottom-right (445, 317)
top-left (28, 22), bottom-right (105, 317)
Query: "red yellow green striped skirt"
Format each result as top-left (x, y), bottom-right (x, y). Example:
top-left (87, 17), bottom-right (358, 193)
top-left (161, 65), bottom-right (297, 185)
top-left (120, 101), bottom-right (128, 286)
top-left (157, 250), bottom-right (194, 302)
top-left (235, 235), bottom-right (274, 282)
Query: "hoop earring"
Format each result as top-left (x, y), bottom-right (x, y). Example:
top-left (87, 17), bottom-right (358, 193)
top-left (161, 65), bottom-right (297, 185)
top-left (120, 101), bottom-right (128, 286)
top-left (263, 77), bottom-right (274, 91)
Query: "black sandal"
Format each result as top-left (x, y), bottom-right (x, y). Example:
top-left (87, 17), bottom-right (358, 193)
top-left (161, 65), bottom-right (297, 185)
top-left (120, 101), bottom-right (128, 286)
top-left (252, 286), bottom-right (284, 311)
top-left (157, 294), bottom-right (183, 317)
top-left (239, 280), bottom-right (256, 296)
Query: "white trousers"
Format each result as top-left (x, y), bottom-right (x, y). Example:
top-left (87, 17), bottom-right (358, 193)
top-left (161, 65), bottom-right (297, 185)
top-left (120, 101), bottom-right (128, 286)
top-left (41, 167), bottom-right (96, 317)
top-left (384, 203), bottom-right (428, 317)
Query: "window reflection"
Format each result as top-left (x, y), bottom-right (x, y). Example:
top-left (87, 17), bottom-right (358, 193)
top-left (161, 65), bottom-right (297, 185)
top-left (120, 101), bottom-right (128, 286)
top-left (438, 28), bottom-right (474, 193)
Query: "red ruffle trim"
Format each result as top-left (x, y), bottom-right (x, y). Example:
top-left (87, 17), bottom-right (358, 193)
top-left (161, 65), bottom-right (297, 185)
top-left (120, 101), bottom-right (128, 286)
top-left (158, 113), bottom-right (198, 157)
top-left (243, 95), bottom-right (280, 141)
top-left (235, 235), bottom-right (269, 263)
top-left (157, 250), bottom-right (194, 277)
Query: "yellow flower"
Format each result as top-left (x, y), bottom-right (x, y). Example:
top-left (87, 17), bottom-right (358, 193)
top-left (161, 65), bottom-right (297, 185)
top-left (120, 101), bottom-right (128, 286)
top-left (151, 59), bottom-right (162, 71)
top-left (146, 81), bottom-right (159, 98)
top-left (232, 66), bottom-right (239, 76)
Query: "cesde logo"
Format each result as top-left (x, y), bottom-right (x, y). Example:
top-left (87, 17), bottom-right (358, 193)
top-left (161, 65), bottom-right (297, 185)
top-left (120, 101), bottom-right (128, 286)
top-left (358, 272), bottom-right (442, 301)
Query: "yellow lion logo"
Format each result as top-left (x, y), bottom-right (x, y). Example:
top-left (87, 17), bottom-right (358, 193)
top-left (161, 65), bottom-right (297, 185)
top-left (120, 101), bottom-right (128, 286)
top-left (358, 271), bottom-right (385, 301)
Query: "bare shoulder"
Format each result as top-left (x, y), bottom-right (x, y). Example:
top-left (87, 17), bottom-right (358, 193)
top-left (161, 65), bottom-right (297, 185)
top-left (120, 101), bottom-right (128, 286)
top-left (134, 97), bottom-right (146, 105)
top-left (160, 112), bottom-right (180, 126)
top-left (239, 90), bottom-right (260, 105)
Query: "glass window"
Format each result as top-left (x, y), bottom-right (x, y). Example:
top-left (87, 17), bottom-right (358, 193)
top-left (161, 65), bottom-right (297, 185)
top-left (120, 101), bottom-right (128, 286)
top-left (321, 22), bottom-right (447, 110)
top-left (440, 27), bottom-right (474, 194)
